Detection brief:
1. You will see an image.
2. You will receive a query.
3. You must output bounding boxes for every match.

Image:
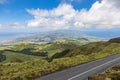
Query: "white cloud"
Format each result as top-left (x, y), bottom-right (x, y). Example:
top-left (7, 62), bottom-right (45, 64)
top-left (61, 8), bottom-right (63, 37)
top-left (0, 22), bottom-right (25, 30)
top-left (0, 0), bottom-right (6, 4)
top-left (27, 0), bottom-right (120, 30)
top-left (0, 24), bottom-right (2, 28)
top-left (61, 0), bottom-right (82, 4)
top-left (75, 0), bottom-right (120, 29)
top-left (9, 22), bottom-right (21, 28)
top-left (27, 4), bottom-right (77, 29)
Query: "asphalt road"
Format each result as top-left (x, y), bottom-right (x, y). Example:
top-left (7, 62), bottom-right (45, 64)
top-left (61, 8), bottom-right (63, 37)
top-left (37, 54), bottom-right (120, 80)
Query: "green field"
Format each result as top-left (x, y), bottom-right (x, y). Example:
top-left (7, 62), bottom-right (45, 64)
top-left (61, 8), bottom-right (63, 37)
top-left (1, 51), bottom-right (40, 63)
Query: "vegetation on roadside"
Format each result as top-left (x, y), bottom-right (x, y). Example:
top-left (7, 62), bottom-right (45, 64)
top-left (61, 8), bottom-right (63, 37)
top-left (89, 65), bottom-right (120, 80)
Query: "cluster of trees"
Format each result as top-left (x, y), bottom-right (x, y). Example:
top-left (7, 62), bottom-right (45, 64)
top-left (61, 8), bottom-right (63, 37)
top-left (47, 49), bottom-right (70, 62)
top-left (11, 43), bottom-right (48, 57)
top-left (0, 51), bottom-right (6, 62)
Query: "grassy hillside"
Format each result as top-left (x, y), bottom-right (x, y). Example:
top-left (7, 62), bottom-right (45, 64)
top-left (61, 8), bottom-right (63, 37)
top-left (12, 41), bottom-right (78, 58)
top-left (0, 41), bottom-right (79, 63)
top-left (42, 41), bottom-right (78, 58)
top-left (65, 42), bottom-right (120, 57)
top-left (0, 38), bottom-right (120, 80)
top-left (109, 37), bottom-right (120, 43)
top-left (42, 41), bottom-right (78, 50)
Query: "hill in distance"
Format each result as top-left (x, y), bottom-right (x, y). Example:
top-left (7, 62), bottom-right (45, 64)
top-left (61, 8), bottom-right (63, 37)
top-left (108, 37), bottom-right (120, 43)
top-left (10, 30), bottom-right (103, 44)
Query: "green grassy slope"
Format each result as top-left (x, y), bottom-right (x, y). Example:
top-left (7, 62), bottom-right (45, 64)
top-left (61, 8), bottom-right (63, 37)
top-left (42, 41), bottom-right (78, 57)
top-left (65, 42), bottom-right (120, 57)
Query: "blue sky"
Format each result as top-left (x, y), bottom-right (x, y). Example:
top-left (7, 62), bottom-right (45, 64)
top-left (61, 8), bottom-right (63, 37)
top-left (0, 0), bottom-right (120, 34)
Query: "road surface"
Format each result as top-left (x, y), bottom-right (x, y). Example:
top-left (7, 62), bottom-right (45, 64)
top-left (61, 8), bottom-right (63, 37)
top-left (37, 54), bottom-right (120, 80)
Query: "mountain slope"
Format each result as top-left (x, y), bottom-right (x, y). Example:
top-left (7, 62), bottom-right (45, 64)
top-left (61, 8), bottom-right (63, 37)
top-left (65, 41), bottom-right (120, 57)
top-left (109, 37), bottom-right (120, 43)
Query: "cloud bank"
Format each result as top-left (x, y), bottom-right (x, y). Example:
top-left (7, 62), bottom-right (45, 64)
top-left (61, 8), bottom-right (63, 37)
top-left (0, 22), bottom-right (25, 30)
top-left (27, 0), bottom-right (120, 30)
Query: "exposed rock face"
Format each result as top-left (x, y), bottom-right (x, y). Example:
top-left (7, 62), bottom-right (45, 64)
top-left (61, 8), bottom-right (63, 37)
top-left (109, 37), bottom-right (120, 43)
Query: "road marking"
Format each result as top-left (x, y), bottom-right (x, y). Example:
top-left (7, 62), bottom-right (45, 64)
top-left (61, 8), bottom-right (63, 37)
top-left (68, 57), bottom-right (120, 80)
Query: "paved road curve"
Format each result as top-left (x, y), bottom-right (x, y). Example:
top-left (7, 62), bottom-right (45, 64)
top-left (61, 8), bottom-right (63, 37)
top-left (37, 54), bottom-right (120, 80)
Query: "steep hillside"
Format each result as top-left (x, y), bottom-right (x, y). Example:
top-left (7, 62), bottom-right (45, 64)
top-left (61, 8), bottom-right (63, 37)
top-left (109, 37), bottom-right (120, 43)
top-left (64, 42), bottom-right (120, 57)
